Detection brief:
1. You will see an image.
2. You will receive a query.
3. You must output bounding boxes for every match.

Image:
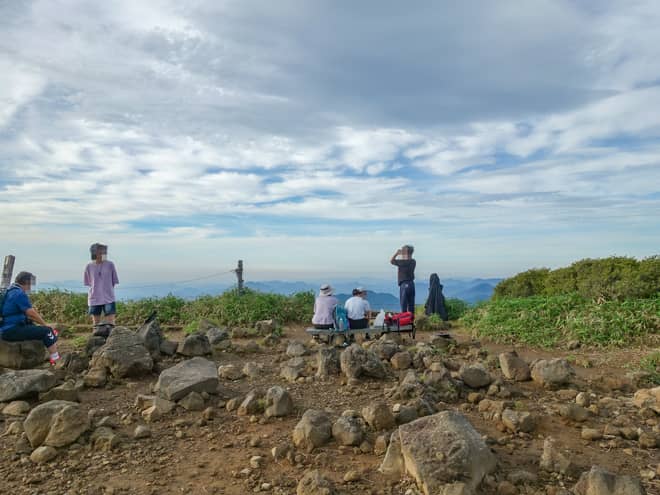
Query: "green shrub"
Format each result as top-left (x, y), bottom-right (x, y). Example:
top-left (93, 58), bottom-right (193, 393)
top-left (446, 298), bottom-right (469, 320)
top-left (494, 268), bottom-right (550, 299)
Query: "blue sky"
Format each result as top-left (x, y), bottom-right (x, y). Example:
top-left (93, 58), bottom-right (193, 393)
top-left (1, 0), bottom-right (659, 285)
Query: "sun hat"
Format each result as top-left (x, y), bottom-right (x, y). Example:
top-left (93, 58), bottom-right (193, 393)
top-left (319, 284), bottom-right (334, 296)
top-left (356, 287), bottom-right (367, 294)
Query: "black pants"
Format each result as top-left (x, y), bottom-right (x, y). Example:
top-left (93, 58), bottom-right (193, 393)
top-left (399, 280), bottom-right (416, 313)
top-left (1, 323), bottom-right (57, 347)
top-left (348, 318), bottom-right (368, 329)
top-left (313, 323), bottom-right (333, 329)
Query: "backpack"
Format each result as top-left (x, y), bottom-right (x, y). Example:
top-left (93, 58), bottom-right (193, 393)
top-left (385, 311), bottom-right (414, 328)
top-left (0, 287), bottom-right (10, 328)
top-left (333, 305), bottom-right (350, 332)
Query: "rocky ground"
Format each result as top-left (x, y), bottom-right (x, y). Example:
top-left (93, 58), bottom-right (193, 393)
top-left (0, 320), bottom-right (658, 495)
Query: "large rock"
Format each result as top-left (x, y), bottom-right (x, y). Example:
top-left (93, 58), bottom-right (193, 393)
top-left (297, 470), bottom-right (337, 495)
top-left (155, 357), bottom-right (219, 401)
top-left (89, 327), bottom-right (153, 378)
top-left (293, 409), bottom-right (333, 451)
top-left (265, 386), bottom-right (294, 418)
top-left (177, 333), bottom-right (211, 356)
top-left (0, 369), bottom-right (57, 402)
top-left (380, 411), bottom-right (496, 495)
top-left (362, 402), bottom-right (396, 431)
top-left (332, 412), bottom-right (366, 446)
top-left (340, 344), bottom-right (386, 380)
top-left (370, 338), bottom-right (399, 361)
top-left (316, 347), bottom-right (340, 378)
top-left (136, 320), bottom-right (164, 360)
top-left (0, 339), bottom-right (45, 369)
top-left (24, 400), bottom-right (89, 448)
top-left (459, 363), bottom-right (492, 388)
top-left (573, 465), bottom-right (646, 495)
top-left (633, 386), bottom-right (660, 414)
top-left (206, 326), bottom-right (230, 346)
top-left (499, 351), bottom-right (531, 381)
top-left (281, 357), bottom-right (307, 382)
top-left (531, 359), bottom-right (574, 388)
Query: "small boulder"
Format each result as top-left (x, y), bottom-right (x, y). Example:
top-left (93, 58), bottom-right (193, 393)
top-left (242, 362), bottom-right (260, 378)
top-left (297, 470), bottom-right (336, 495)
top-left (265, 386), bottom-right (293, 418)
top-left (293, 409), bottom-right (332, 451)
top-left (459, 363), bottom-right (492, 389)
top-left (281, 357), bottom-right (307, 382)
top-left (177, 333), bottom-right (211, 357)
top-left (218, 364), bottom-right (243, 381)
top-left (255, 319), bottom-right (277, 335)
top-left (573, 465), bottom-right (646, 495)
top-left (133, 425), bottom-right (151, 439)
top-left (390, 351), bottom-right (412, 370)
top-left (2, 400), bottom-right (31, 416)
top-left (40, 381), bottom-right (81, 402)
top-left (24, 400), bottom-right (89, 448)
top-left (633, 386), bottom-right (660, 414)
top-left (30, 445), bottom-right (58, 463)
top-left (316, 346), bottom-right (340, 378)
top-left (287, 340), bottom-right (307, 357)
top-left (88, 327), bottom-right (153, 378)
top-left (559, 404), bottom-right (590, 423)
top-left (0, 369), bottom-right (57, 402)
top-left (501, 409), bottom-right (537, 433)
top-left (332, 412), bottom-right (366, 446)
top-left (531, 359), bottom-right (574, 388)
top-left (179, 391), bottom-right (205, 411)
top-left (206, 326), bottom-right (230, 346)
top-left (237, 390), bottom-right (265, 416)
top-left (540, 437), bottom-right (580, 476)
top-left (499, 351), bottom-right (531, 381)
top-left (340, 344), bottom-right (386, 380)
top-left (90, 426), bottom-right (119, 451)
top-left (136, 320), bottom-right (164, 360)
top-left (0, 339), bottom-right (45, 369)
top-left (155, 357), bottom-right (219, 401)
top-left (362, 402), bottom-right (396, 431)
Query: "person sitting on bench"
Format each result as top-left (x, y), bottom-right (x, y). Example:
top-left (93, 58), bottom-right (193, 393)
top-left (345, 287), bottom-right (371, 329)
top-left (312, 283), bottom-right (338, 329)
top-left (0, 271), bottom-right (61, 365)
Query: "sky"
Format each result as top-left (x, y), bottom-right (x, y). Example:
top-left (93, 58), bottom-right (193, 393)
top-left (1, 0), bottom-right (659, 285)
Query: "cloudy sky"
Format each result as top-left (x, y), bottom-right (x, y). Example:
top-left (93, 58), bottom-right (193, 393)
top-left (1, 0), bottom-right (659, 285)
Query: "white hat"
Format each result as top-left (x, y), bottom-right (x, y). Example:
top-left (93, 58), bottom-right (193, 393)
top-left (356, 287), bottom-right (367, 294)
top-left (319, 284), bottom-right (334, 296)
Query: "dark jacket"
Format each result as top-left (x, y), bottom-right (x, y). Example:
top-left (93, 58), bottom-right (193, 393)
top-left (424, 273), bottom-right (448, 321)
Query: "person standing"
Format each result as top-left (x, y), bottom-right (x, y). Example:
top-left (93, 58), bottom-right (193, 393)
top-left (390, 245), bottom-right (416, 314)
top-left (84, 243), bottom-right (119, 329)
top-left (0, 271), bottom-right (61, 364)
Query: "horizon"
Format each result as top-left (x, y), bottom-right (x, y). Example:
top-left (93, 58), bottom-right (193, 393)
top-left (1, 1), bottom-right (659, 278)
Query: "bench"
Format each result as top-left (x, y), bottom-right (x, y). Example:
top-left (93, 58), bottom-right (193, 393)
top-left (306, 323), bottom-right (415, 344)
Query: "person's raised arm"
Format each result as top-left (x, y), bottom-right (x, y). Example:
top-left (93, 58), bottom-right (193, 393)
top-left (390, 249), bottom-right (402, 265)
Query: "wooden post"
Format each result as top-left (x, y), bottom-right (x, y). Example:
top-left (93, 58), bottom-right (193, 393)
top-left (1, 255), bottom-right (15, 289)
top-left (236, 260), bottom-right (244, 294)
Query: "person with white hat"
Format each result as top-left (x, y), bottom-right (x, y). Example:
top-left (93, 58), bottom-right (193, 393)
top-left (312, 283), bottom-right (338, 329)
top-left (344, 287), bottom-right (371, 329)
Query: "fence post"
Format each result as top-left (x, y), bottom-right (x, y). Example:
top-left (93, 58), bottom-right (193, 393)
top-left (1, 255), bottom-right (16, 289)
top-left (236, 260), bottom-right (244, 294)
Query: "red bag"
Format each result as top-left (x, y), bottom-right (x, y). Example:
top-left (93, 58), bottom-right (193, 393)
top-left (385, 311), bottom-right (414, 327)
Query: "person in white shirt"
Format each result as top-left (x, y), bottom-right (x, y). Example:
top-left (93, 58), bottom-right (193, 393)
top-left (344, 287), bottom-right (371, 329)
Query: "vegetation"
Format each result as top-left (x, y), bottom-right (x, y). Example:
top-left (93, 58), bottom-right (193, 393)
top-left (461, 293), bottom-right (660, 347)
top-left (30, 288), bottom-right (314, 328)
top-left (493, 256), bottom-right (659, 301)
top-left (638, 351), bottom-right (660, 385)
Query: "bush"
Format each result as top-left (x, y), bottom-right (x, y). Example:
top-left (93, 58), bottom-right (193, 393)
top-left (446, 298), bottom-right (469, 320)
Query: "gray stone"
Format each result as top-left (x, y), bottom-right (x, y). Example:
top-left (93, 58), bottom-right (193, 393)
top-left (237, 390), bottom-right (265, 416)
top-left (287, 340), bottom-right (307, 357)
top-left (83, 367), bottom-right (107, 388)
top-left (90, 426), bottom-right (119, 451)
top-left (296, 470), bottom-right (337, 495)
top-left (88, 327), bottom-right (153, 378)
top-left (24, 400), bottom-right (89, 448)
top-left (179, 391), bottom-right (205, 411)
top-left (2, 400), bottom-right (31, 416)
top-left (155, 357), bottom-right (219, 401)
top-left (242, 362), bottom-right (260, 378)
top-left (499, 352), bottom-right (531, 381)
top-left (633, 386), bottom-right (660, 414)
top-left (281, 357), bottom-right (307, 382)
top-left (391, 351), bottom-right (412, 370)
top-left (459, 363), bottom-right (492, 389)
top-left (531, 359), bottom-right (574, 388)
top-left (159, 339), bottom-right (178, 356)
top-left (55, 351), bottom-right (88, 374)
top-left (501, 409), bottom-right (537, 433)
top-left (0, 339), bottom-right (45, 369)
top-left (379, 430), bottom-right (404, 475)
top-left (540, 437), bottom-right (580, 476)
top-left (573, 465), bottom-right (646, 495)
top-left (30, 445), bottom-right (58, 463)
top-left (332, 413), bottom-right (366, 446)
top-left (255, 319), bottom-right (277, 335)
top-left (362, 402), bottom-right (396, 431)
top-left (292, 409), bottom-right (333, 451)
top-left (136, 320), bottom-right (164, 360)
top-left (85, 335), bottom-right (107, 357)
top-left (381, 411), bottom-right (497, 495)
top-left (0, 369), bottom-right (57, 402)
top-left (395, 405), bottom-right (419, 425)
top-left (316, 346), bottom-right (340, 378)
top-left (206, 326), bottom-right (230, 346)
top-left (340, 344), bottom-right (386, 380)
top-left (370, 338), bottom-right (399, 360)
top-left (559, 404), bottom-right (590, 422)
top-left (218, 364), bottom-right (243, 380)
top-left (134, 425), bottom-right (151, 439)
top-left (40, 381), bottom-right (81, 402)
top-left (265, 386), bottom-right (293, 418)
top-left (581, 428), bottom-right (603, 441)
top-left (177, 333), bottom-right (211, 356)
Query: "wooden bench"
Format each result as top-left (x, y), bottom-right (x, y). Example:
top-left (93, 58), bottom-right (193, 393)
top-left (306, 323), bottom-right (415, 344)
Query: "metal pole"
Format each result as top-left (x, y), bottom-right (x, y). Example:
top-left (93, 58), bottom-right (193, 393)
top-left (237, 260), bottom-right (244, 294)
top-left (1, 255), bottom-right (16, 289)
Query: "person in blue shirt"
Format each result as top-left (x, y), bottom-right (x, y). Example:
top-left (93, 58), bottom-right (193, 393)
top-left (1, 271), bottom-right (60, 364)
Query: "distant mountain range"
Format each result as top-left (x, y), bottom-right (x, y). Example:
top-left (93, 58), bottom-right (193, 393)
top-left (40, 277), bottom-right (501, 305)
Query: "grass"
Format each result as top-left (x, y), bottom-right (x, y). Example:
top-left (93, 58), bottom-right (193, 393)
top-left (461, 293), bottom-right (660, 348)
top-left (639, 352), bottom-right (660, 385)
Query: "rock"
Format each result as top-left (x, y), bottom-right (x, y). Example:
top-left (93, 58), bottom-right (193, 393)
top-left (55, 351), bottom-right (89, 374)
top-left (316, 347), bottom-right (340, 378)
top-left (499, 352), bottom-right (531, 381)
top-left (237, 390), bottom-right (265, 416)
top-left (379, 430), bottom-right (404, 476)
top-left (292, 410), bottom-right (333, 451)
top-left (242, 362), bottom-right (260, 378)
top-left (206, 326), bottom-right (230, 346)
top-left (0, 369), bottom-right (57, 402)
top-left (85, 336), bottom-right (107, 357)
top-left (297, 470), bottom-right (337, 495)
top-left (159, 339), bottom-right (178, 356)
top-left (218, 364), bottom-right (243, 381)
top-left (501, 409), bottom-right (537, 433)
top-left (179, 391), bottom-right (205, 411)
top-left (133, 425), bottom-right (151, 439)
top-left (0, 339), bottom-right (45, 369)
top-left (177, 333), bottom-right (211, 357)
top-left (155, 357), bottom-right (219, 401)
top-left (573, 465), bottom-right (646, 495)
top-left (30, 445), bottom-right (58, 463)
top-left (340, 344), bottom-right (386, 380)
top-left (540, 437), bottom-right (580, 476)
top-left (370, 338), bottom-right (399, 360)
top-left (287, 341), bottom-right (307, 357)
top-left (362, 402), bottom-right (396, 431)
top-left (265, 386), bottom-right (294, 418)
top-left (498, 481), bottom-right (518, 495)
top-left (391, 351), bottom-right (412, 370)
top-left (83, 367), bottom-right (108, 388)
top-left (250, 455), bottom-right (264, 469)
top-left (281, 357), bottom-right (307, 382)
top-left (395, 405), bottom-right (419, 425)
top-left (639, 432), bottom-right (659, 449)
top-left (2, 400), bottom-right (31, 416)
top-left (374, 434), bottom-right (389, 455)
top-left (136, 320), bottom-right (164, 360)
top-left (40, 381), bottom-right (81, 402)
top-left (576, 392), bottom-right (591, 407)
top-left (332, 412), bottom-right (366, 446)
top-left (459, 363), bottom-right (492, 388)
top-left (343, 470), bottom-right (361, 483)
top-left (380, 411), bottom-right (497, 495)
top-left (255, 319), bottom-right (277, 335)
top-left (4, 420), bottom-right (23, 435)
top-left (633, 387), bottom-right (660, 414)
top-left (141, 405), bottom-right (161, 423)
top-left (24, 400), bottom-right (89, 448)
top-left (88, 327), bottom-right (153, 378)
top-left (90, 426), bottom-right (119, 451)
top-left (531, 359), bottom-right (574, 388)
top-left (559, 404), bottom-right (590, 422)
top-left (581, 428), bottom-right (603, 441)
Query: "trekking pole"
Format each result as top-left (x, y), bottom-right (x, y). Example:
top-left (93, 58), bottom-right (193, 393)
top-left (1, 255), bottom-right (15, 289)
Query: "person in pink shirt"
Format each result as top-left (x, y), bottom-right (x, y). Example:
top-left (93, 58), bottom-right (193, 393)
top-left (84, 243), bottom-right (119, 329)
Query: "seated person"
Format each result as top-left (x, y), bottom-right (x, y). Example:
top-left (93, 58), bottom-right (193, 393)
top-left (1, 271), bottom-right (61, 364)
top-left (311, 284), bottom-right (338, 329)
top-left (345, 287), bottom-right (371, 329)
